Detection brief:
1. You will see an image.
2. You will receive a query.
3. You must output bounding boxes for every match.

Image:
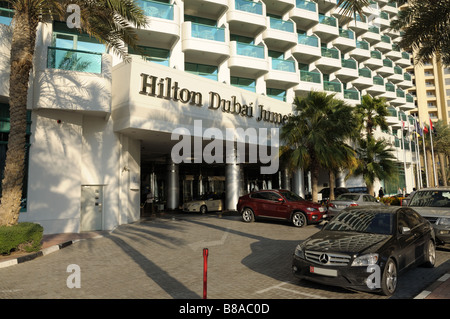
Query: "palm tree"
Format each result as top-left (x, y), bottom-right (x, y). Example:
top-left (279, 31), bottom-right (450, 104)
top-left (281, 91), bottom-right (358, 203)
top-left (390, 0), bottom-right (450, 66)
top-left (355, 94), bottom-right (389, 139)
top-left (350, 136), bottom-right (398, 196)
top-left (0, 0), bottom-right (147, 226)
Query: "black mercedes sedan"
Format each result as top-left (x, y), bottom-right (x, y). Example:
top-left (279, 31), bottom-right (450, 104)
top-left (292, 206), bottom-right (436, 296)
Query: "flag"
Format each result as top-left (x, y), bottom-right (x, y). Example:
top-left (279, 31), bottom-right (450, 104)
top-left (423, 122), bottom-right (429, 134)
top-left (429, 119), bottom-right (434, 133)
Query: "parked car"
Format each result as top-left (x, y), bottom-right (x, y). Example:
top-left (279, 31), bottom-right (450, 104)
top-left (183, 193), bottom-right (223, 214)
top-left (292, 206), bottom-right (436, 296)
top-left (237, 189), bottom-right (327, 227)
top-left (406, 187), bottom-right (450, 245)
top-left (327, 193), bottom-right (383, 219)
top-left (318, 187), bottom-right (349, 204)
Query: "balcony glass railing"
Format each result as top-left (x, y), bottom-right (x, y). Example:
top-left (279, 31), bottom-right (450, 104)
top-left (47, 47), bottom-right (102, 74)
top-left (300, 70), bottom-right (321, 83)
top-left (191, 23), bottom-right (225, 42)
top-left (235, 0), bottom-right (263, 15)
top-left (321, 47), bottom-right (339, 59)
top-left (298, 34), bottom-right (319, 47)
top-left (388, 106), bottom-right (397, 117)
top-left (387, 1), bottom-right (397, 8)
top-left (406, 94), bottom-right (414, 103)
top-left (392, 43), bottom-right (400, 52)
top-left (373, 76), bottom-right (384, 85)
top-left (0, 7), bottom-right (14, 25)
top-left (341, 59), bottom-right (357, 69)
top-left (344, 89), bottom-right (359, 100)
top-left (396, 89), bottom-right (405, 98)
top-left (354, 13), bottom-right (366, 22)
top-left (383, 59), bottom-right (393, 67)
top-left (380, 11), bottom-right (389, 20)
top-left (236, 42), bottom-right (265, 59)
top-left (356, 40), bottom-right (369, 50)
top-left (368, 25), bottom-right (380, 34)
top-left (404, 73), bottom-right (412, 81)
top-left (401, 52), bottom-right (410, 59)
top-left (371, 50), bottom-right (382, 59)
top-left (381, 35), bottom-right (391, 44)
top-left (138, 0), bottom-right (174, 20)
top-left (339, 28), bottom-right (354, 39)
top-left (386, 83), bottom-right (395, 92)
top-left (272, 58), bottom-right (295, 72)
top-left (270, 17), bottom-right (294, 32)
top-left (296, 0), bottom-right (317, 12)
top-left (318, 14), bottom-right (337, 27)
top-left (359, 68), bottom-right (371, 78)
top-left (394, 66), bottom-right (402, 75)
top-left (323, 81), bottom-right (342, 92)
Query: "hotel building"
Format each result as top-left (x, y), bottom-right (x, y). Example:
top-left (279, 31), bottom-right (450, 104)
top-left (0, 0), bottom-right (417, 234)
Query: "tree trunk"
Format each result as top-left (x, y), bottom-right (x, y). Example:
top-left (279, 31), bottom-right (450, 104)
top-left (426, 150), bottom-right (434, 187)
top-left (0, 11), bottom-right (39, 226)
top-left (329, 170), bottom-right (335, 201)
top-left (311, 162), bottom-right (319, 203)
top-left (439, 153), bottom-right (447, 186)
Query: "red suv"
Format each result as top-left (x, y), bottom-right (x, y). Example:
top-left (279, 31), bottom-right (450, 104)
top-left (237, 190), bottom-right (327, 227)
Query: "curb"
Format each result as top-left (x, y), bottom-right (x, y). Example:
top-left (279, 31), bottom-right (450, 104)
top-left (414, 273), bottom-right (450, 299)
top-left (0, 240), bottom-right (77, 269)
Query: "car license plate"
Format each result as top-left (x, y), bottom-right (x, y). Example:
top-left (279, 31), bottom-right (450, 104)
top-left (310, 266), bottom-right (337, 277)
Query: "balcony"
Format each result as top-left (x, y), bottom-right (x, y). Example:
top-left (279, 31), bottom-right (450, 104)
top-left (227, 0), bottom-right (266, 36)
top-left (185, 0), bottom-right (228, 19)
top-left (316, 0), bottom-right (337, 12)
top-left (333, 28), bottom-right (356, 53)
top-left (387, 65), bottom-right (403, 83)
top-left (344, 88), bottom-right (360, 105)
top-left (386, 106), bottom-right (399, 125)
top-left (396, 51), bottom-right (411, 67)
top-left (380, 82), bottom-right (396, 100)
top-left (397, 72), bottom-right (412, 89)
top-left (377, 11), bottom-right (390, 30)
top-left (323, 80), bottom-right (343, 99)
top-left (181, 22), bottom-right (230, 64)
top-left (364, 50), bottom-right (383, 70)
top-left (262, 0), bottom-right (295, 16)
top-left (377, 58), bottom-right (394, 77)
top-left (335, 58), bottom-right (358, 82)
top-left (312, 14), bottom-right (339, 42)
top-left (34, 46), bottom-right (111, 114)
top-left (228, 41), bottom-right (269, 77)
top-left (352, 68), bottom-right (373, 89)
top-left (136, 0), bottom-right (180, 47)
top-left (289, 0), bottom-right (319, 30)
top-left (349, 40), bottom-right (370, 62)
top-left (291, 33), bottom-right (321, 63)
top-left (348, 14), bottom-right (368, 37)
top-left (385, 43), bottom-right (402, 61)
top-left (294, 69), bottom-right (323, 96)
top-left (390, 88), bottom-right (406, 106)
top-left (362, 25), bottom-right (381, 44)
top-left (262, 17), bottom-right (297, 51)
top-left (264, 58), bottom-right (299, 89)
top-left (402, 93), bottom-right (415, 110)
top-left (374, 35), bottom-right (392, 53)
top-left (315, 46), bottom-right (341, 73)
top-left (383, 0), bottom-right (398, 16)
top-left (366, 75), bottom-right (385, 96)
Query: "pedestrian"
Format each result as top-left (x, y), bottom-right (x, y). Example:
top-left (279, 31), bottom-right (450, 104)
top-left (378, 187), bottom-right (384, 198)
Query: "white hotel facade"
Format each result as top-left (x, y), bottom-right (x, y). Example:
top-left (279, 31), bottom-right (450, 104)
top-left (0, 0), bottom-right (418, 234)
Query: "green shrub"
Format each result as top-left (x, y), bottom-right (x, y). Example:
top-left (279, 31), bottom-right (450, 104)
top-left (0, 222), bottom-right (44, 255)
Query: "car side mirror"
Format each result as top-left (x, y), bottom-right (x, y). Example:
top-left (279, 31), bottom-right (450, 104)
top-left (401, 226), bottom-right (411, 235)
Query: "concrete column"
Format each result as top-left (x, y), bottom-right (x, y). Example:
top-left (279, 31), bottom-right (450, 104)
top-left (281, 167), bottom-right (291, 190)
top-left (336, 170), bottom-right (346, 188)
top-left (292, 168), bottom-right (305, 198)
top-left (166, 160), bottom-right (179, 210)
top-left (225, 163), bottom-right (241, 211)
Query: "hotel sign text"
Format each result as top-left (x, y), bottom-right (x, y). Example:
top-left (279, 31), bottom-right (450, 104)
top-left (139, 73), bottom-right (290, 125)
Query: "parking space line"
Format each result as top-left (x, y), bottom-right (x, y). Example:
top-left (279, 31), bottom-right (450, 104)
top-left (256, 281), bottom-right (328, 299)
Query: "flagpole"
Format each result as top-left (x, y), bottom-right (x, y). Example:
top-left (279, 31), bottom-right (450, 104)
top-left (401, 120), bottom-right (408, 191)
top-left (422, 124), bottom-right (429, 187)
top-left (429, 119), bottom-right (438, 186)
top-left (415, 123), bottom-right (422, 188)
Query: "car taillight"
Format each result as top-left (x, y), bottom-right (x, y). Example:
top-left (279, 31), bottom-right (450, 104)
top-left (328, 203), bottom-right (335, 208)
top-left (349, 203), bottom-right (359, 207)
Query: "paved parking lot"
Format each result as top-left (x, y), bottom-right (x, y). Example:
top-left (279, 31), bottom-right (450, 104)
top-left (0, 212), bottom-right (449, 300)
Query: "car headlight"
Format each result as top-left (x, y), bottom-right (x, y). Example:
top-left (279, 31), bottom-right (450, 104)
top-left (351, 253), bottom-right (379, 266)
top-left (306, 207), bottom-right (317, 212)
top-left (294, 244), bottom-right (304, 259)
top-left (436, 217), bottom-right (450, 226)
top-left (319, 207), bottom-right (326, 212)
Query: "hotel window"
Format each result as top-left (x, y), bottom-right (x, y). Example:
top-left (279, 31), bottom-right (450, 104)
top-left (185, 62), bottom-right (218, 81)
top-left (128, 46), bottom-right (170, 66)
top-left (0, 103), bottom-right (31, 212)
top-left (0, 1), bottom-right (13, 25)
top-left (48, 22), bottom-right (105, 73)
top-left (231, 76), bottom-right (256, 92)
top-left (266, 88), bottom-right (286, 101)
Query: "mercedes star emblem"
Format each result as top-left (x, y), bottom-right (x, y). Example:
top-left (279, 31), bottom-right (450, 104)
top-left (319, 253), bottom-right (329, 264)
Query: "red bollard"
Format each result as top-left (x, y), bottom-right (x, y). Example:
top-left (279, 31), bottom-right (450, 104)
top-left (203, 248), bottom-right (208, 299)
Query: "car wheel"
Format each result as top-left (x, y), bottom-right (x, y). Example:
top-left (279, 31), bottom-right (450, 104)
top-left (200, 205), bottom-right (207, 214)
top-left (422, 240), bottom-right (436, 268)
top-left (381, 258), bottom-right (397, 296)
top-left (242, 208), bottom-right (255, 223)
top-left (292, 212), bottom-right (307, 227)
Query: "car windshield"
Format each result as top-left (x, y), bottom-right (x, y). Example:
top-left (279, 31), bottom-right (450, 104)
top-left (336, 194), bottom-right (359, 201)
top-left (279, 190), bottom-right (304, 201)
top-left (323, 210), bottom-right (393, 235)
top-left (409, 190), bottom-right (450, 208)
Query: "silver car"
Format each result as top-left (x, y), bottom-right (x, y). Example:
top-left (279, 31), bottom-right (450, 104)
top-left (406, 187), bottom-right (450, 245)
top-left (327, 193), bottom-right (382, 219)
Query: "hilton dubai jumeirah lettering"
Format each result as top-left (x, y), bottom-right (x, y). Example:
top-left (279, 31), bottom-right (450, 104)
top-left (139, 73), bottom-right (290, 125)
